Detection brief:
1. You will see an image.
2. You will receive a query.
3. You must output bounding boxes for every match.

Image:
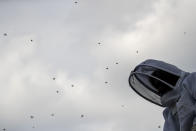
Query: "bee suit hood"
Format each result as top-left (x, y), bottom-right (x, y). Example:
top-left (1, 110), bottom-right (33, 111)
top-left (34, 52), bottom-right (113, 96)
top-left (129, 59), bottom-right (196, 131)
top-left (129, 59), bottom-right (186, 107)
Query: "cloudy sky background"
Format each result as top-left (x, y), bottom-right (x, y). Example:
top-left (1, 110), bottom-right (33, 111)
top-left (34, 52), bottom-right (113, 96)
top-left (0, 0), bottom-right (196, 130)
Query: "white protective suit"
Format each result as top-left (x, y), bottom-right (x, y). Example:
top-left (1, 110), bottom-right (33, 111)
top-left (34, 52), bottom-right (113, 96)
top-left (129, 59), bottom-right (196, 131)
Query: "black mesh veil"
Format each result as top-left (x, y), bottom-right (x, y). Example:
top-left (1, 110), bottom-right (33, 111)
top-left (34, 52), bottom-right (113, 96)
top-left (129, 63), bottom-right (180, 107)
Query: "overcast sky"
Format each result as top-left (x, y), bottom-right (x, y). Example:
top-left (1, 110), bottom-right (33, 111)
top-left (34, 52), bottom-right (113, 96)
top-left (0, 0), bottom-right (196, 130)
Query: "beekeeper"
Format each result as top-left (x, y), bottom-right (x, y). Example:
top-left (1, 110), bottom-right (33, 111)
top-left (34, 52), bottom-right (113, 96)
top-left (129, 59), bottom-right (196, 131)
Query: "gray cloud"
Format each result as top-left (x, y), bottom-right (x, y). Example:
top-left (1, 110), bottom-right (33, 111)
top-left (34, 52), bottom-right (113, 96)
top-left (1, 0), bottom-right (196, 131)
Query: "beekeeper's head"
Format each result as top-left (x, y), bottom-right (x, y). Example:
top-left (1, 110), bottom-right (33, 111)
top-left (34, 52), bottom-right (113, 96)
top-left (129, 59), bottom-right (182, 107)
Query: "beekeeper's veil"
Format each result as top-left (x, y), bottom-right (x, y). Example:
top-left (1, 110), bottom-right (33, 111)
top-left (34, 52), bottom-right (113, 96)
top-left (129, 59), bottom-right (182, 107)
